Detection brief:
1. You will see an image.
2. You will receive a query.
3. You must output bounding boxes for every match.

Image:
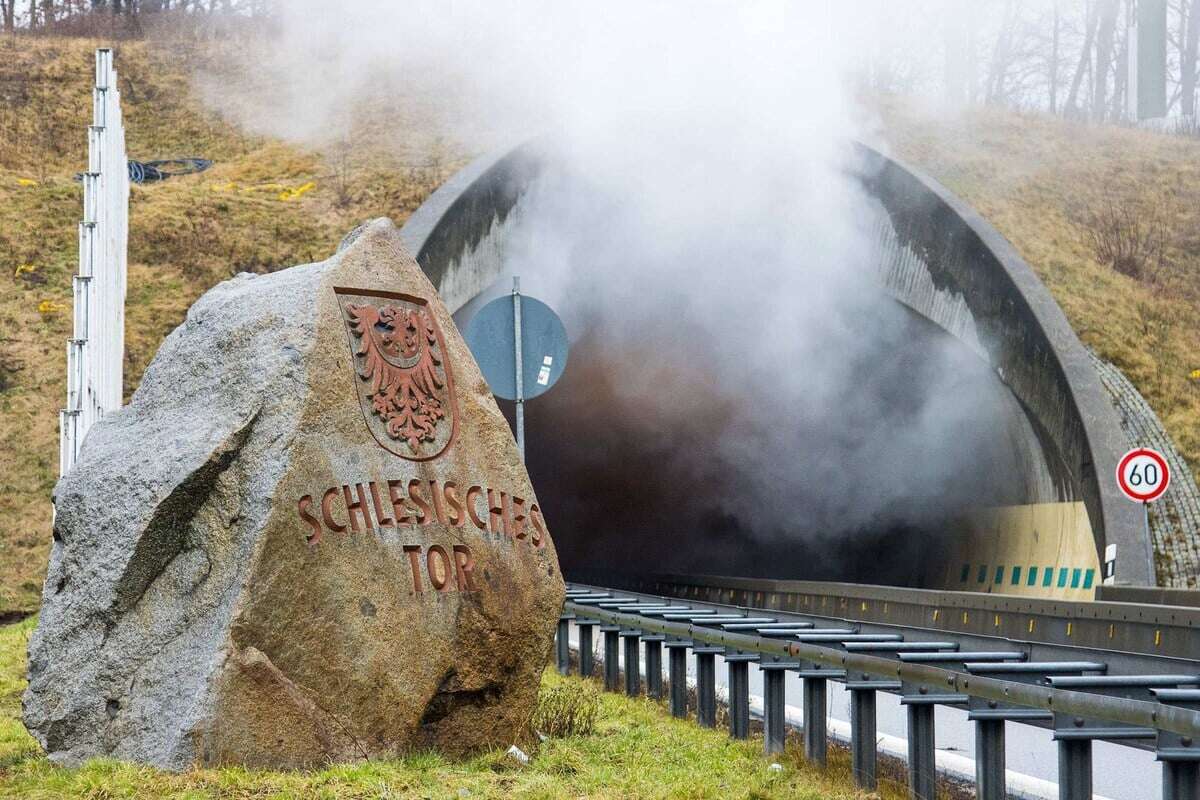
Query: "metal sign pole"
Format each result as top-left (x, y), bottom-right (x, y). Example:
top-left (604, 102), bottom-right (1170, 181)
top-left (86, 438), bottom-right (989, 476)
top-left (512, 276), bottom-right (525, 460)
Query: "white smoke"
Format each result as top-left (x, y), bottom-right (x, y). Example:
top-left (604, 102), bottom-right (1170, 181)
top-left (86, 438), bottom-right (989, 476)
top-left (200, 1), bottom-right (1027, 582)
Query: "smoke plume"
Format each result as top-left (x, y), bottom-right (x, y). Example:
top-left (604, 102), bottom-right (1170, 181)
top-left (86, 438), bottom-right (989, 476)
top-left (202, 1), bottom-right (1028, 584)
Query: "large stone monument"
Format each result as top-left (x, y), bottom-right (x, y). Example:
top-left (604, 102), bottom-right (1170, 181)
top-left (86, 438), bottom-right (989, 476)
top-left (24, 219), bottom-right (566, 769)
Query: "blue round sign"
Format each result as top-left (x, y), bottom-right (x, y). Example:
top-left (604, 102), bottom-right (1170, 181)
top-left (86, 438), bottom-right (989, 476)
top-left (464, 293), bottom-right (569, 401)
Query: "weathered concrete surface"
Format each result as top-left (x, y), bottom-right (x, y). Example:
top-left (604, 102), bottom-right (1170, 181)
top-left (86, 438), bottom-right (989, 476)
top-left (24, 218), bottom-right (564, 769)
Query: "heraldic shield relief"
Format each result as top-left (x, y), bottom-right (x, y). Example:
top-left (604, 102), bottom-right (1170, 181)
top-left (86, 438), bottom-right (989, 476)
top-left (334, 287), bottom-right (459, 461)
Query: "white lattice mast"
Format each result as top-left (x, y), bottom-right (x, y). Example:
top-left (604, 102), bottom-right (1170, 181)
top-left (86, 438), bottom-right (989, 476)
top-left (61, 49), bottom-right (128, 476)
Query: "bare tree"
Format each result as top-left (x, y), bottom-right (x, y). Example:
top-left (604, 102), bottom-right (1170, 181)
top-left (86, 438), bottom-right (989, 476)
top-left (1050, 0), bottom-right (1062, 112)
top-left (1068, 2), bottom-right (1100, 114)
top-left (1092, 0), bottom-right (1121, 121)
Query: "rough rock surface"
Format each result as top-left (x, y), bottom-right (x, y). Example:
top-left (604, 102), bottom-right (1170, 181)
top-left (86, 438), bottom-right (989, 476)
top-left (23, 219), bottom-right (565, 769)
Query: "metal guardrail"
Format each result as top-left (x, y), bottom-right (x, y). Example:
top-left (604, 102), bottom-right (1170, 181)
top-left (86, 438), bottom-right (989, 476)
top-left (572, 571), bottom-right (1200, 662)
top-left (557, 583), bottom-right (1200, 800)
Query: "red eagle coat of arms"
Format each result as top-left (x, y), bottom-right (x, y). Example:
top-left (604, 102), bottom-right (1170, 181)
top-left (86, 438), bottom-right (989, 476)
top-left (334, 287), bottom-right (458, 461)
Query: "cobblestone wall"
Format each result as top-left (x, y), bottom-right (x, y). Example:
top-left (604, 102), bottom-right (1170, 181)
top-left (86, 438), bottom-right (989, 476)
top-left (1089, 351), bottom-right (1200, 587)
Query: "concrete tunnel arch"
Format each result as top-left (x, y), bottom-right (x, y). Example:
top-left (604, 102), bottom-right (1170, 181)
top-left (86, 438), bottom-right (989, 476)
top-left (396, 139), bottom-right (1154, 591)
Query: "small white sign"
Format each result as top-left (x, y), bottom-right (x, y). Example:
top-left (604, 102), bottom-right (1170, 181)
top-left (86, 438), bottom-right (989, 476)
top-left (536, 366), bottom-right (551, 386)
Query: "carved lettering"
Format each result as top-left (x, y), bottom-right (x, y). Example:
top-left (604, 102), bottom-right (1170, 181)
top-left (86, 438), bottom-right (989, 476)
top-left (403, 544), bottom-right (423, 594)
top-left (428, 479), bottom-right (448, 524)
top-left (321, 487), bottom-right (347, 534)
top-left (443, 481), bottom-right (465, 527)
top-left (427, 544), bottom-right (452, 592)
top-left (342, 483), bottom-right (373, 532)
top-left (298, 495), bottom-right (322, 544)
top-left (369, 480), bottom-right (394, 527)
top-left (530, 503), bottom-right (546, 548)
top-left (387, 479), bottom-right (414, 525)
top-left (466, 485), bottom-right (487, 530)
top-left (300, 479), bottom-right (547, 560)
top-left (408, 478), bottom-right (431, 524)
top-left (453, 544), bottom-right (477, 591)
top-left (487, 489), bottom-right (504, 535)
top-left (510, 495), bottom-right (528, 541)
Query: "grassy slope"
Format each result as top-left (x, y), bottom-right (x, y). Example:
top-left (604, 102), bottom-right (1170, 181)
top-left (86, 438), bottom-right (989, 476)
top-left (0, 620), bottom-right (919, 799)
top-left (0, 36), bottom-right (465, 615)
top-left (879, 102), bottom-right (1200, 488)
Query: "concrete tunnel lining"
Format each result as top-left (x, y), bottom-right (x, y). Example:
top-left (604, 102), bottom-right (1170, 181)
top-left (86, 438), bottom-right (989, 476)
top-left (397, 139), bottom-right (1154, 588)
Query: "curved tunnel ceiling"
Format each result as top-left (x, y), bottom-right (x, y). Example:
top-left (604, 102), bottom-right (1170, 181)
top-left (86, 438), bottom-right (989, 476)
top-left (397, 139), bottom-right (1153, 588)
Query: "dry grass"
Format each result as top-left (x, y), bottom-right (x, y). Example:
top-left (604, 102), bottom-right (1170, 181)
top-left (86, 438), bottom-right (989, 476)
top-left (878, 100), bottom-right (1200, 490)
top-left (0, 35), bottom-right (466, 615)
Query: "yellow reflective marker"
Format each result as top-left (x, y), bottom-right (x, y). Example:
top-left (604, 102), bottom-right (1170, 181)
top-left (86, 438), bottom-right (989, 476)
top-left (1191, 369), bottom-right (1200, 381)
top-left (14, 263), bottom-right (35, 277)
top-left (1066, 622), bottom-right (1073, 637)
top-left (16, 178), bottom-right (39, 187)
top-left (37, 299), bottom-right (66, 314)
top-left (279, 181), bottom-right (316, 201)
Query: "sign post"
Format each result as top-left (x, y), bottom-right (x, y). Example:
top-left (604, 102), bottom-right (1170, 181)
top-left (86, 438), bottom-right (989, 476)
top-left (465, 282), bottom-right (569, 461)
top-left (513, 277), bottom-right (525, 458)
top-left (1113, 447), bottom-right (1170, 583)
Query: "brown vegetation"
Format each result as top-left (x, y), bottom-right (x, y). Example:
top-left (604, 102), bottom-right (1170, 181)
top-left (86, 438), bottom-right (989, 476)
top-left (0, 35), bottom-right (465, 615)
top-left (880, 100), bottom-right (1200, 493)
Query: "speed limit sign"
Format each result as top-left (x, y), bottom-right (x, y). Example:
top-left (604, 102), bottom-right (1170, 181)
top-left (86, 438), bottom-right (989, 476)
top-left (1116, 448), bottom-right (1171, 503)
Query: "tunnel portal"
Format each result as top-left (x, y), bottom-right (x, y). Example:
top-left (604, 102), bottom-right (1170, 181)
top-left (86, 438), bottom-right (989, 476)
top-left (399, 141), bottom-right (1149, 597)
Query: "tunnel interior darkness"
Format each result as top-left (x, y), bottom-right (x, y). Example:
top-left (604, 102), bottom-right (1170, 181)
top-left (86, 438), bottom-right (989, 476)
top-left (436, 147), bottom-right (1083, 590)
top-left (471, 283), bottom-right (1039, 589)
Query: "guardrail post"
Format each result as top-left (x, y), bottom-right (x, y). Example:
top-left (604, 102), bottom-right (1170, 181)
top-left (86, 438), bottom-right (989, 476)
top-left (621, 630), bottom-right (641, 696)
top-left (577, 621), bottom-right (596, 677)
top-left (850, 685), bottom-right (878, 790)
top-left (975, 718), bottom-right (1005, 800)
top-left (694, 645), bottom-right (723, 728)
top-left (761, 661), bottom-right (798, 756)
top-left (906, 703), bottom-right (936, 800)
top-left (726, 653), bottom-right (756, 739)
top-left (643, 635), bottom-right (665, 699)
top-left (1163, 762), bottom-right (1199, 800)
top-left (666, 640), bottom-right (691, 718)
top-left (1152, 688), bottom-right (1200, 800)
top-left (601, 625), bottom-right (621, 692)
top-left (1057, 739), bottom-right (1092, 800)
top-left (802, 676), bottom-right (828, 765)
top-left (556, 614), bottom-right (573, 675)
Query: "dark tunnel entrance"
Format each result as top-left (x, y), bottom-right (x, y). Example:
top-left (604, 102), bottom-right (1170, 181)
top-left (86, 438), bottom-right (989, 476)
top-left (464, 281), bottom-right (1040, 589)
top-left (420, 144), bottom-right (1125, 594)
